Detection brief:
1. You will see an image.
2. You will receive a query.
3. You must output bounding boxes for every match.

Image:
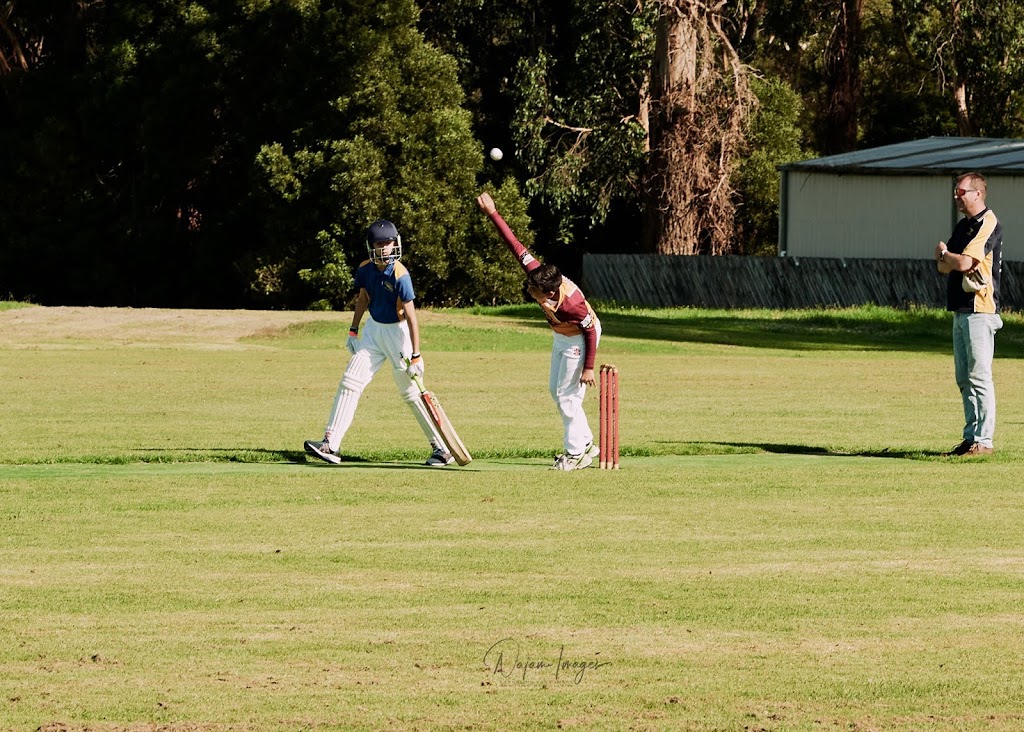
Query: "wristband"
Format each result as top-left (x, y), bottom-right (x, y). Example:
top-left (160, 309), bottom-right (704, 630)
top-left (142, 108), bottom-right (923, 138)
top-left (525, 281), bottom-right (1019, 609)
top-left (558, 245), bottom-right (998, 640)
top-left (348, 327), bottom-right (358, 336)
top-left (410, 353), bottom-right (421, 361)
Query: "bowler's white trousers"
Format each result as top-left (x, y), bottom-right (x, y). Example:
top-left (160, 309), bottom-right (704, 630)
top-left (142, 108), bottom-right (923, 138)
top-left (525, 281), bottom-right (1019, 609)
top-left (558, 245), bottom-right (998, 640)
top-left (549, 322), bottom-right (601, 456)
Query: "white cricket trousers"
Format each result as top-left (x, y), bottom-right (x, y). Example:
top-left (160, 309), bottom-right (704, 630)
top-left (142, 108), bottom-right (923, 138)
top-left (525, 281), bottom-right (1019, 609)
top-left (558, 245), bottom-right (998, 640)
top-left (322, 317), bottom-right (445, 453)
top-left (550, 322), bottom-right (601, 456)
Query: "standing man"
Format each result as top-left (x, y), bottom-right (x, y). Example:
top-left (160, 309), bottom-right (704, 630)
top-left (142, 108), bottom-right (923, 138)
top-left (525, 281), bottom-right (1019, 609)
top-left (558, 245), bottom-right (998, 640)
top-left (935, 172), bottom-right (1003, 457)
top-left (304, 219), bottom-right (457, 467)
top-left (476, 192), bottom-right (602, 471)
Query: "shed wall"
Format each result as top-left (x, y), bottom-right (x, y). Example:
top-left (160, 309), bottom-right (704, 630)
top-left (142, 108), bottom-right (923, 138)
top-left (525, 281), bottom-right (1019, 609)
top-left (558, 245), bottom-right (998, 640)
top-left (782, 172), bottom-right (1021, 261)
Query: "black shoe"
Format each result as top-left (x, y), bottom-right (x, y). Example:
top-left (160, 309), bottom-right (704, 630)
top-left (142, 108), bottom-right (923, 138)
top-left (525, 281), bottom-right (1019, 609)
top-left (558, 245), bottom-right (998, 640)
top-left (942, 439), bottom-right (974, 457)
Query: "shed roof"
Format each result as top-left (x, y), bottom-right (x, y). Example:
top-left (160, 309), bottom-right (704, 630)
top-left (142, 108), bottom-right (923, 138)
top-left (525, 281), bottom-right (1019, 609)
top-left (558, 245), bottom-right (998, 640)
top-left (779, 136), bottom-right (1024, 174)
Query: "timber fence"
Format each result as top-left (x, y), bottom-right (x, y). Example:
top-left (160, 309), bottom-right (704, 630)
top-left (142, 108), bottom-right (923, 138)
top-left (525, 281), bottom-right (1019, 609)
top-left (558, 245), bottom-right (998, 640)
top-left (581, 255), bottom-right (1024, 311)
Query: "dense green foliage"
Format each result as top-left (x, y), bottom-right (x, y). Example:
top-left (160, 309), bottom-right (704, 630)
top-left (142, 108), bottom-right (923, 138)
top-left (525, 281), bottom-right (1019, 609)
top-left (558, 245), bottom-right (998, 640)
top-left (419, 0), bottom-right (657, 270)
top-left (249, 1), bottom-right (531, 308)
top-left (2, 1), bottom-right (1022, 306)
top-left (734, 76), bottom-right (809, 256)
top-left (0, 0), bottom-right (530, 308)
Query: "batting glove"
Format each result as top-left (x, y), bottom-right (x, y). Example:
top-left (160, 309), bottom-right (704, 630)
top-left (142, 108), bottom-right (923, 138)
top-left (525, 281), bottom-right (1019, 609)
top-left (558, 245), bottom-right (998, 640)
top-left (406, 353), bottom-right (424, 378)
top-left (345, 328), bottom-right (360, 355)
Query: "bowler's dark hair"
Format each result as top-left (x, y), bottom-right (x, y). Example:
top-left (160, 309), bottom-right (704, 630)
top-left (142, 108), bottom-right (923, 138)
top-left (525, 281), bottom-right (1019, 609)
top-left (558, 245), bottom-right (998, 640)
top-left (527, 264), bottom-right (562, 294)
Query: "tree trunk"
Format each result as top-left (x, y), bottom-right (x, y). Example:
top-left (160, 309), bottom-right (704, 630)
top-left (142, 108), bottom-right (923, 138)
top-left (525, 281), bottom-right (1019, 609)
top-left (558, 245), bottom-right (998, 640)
top-left (644, 3), bottom-right (698, 254)
top-left (953, 79), bottom-right (974, 135)
top-left (821, 0), bottom-right (863, 154)
top-left (642, 0), bottom-right (754, 255)
top-left (0, 2), bottom-right (30, 74)
top-left (949, 0), bottom-right (976, 136)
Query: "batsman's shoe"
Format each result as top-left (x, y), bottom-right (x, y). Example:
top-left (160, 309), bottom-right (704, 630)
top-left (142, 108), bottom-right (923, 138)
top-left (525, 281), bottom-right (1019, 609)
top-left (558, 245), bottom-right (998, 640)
top-left (584, 441), bottom-right (600, 460)
top-left (304, 440), bottom-right (342, 465)
top-left (551, 451), bottom-right (594, 471)
top-left (425, 446), bottom-right (455, 467)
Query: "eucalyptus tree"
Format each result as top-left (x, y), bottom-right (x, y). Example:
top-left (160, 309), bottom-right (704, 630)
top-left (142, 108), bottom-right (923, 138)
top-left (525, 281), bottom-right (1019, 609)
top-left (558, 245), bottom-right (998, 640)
top-left (889, 0), bottom-right (1024, 137)
top-left (643, 0), bottom-right (757, 255)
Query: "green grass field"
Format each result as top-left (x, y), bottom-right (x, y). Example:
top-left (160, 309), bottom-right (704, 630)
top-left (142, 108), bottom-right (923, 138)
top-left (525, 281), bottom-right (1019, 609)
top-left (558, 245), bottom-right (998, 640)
top-left (2, 303), bottom-right (1024, 731)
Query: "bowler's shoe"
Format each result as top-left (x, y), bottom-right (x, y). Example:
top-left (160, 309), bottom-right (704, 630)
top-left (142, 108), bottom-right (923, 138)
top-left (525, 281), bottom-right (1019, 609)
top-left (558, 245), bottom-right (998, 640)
top-left (962, 443), bottom-right (994, 457)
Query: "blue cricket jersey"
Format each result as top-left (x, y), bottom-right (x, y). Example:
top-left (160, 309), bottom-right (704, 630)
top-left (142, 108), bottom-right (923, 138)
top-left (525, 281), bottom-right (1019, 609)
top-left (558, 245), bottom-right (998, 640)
top-left (354, 260), bottom-right (415, 323)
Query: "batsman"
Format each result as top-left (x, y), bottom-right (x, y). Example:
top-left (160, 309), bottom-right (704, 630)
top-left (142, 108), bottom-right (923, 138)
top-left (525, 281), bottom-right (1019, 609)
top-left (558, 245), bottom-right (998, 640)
top-left (304, 219), bottom-right (459, 467)
top-left (477, 192), bottom-right (602, 471)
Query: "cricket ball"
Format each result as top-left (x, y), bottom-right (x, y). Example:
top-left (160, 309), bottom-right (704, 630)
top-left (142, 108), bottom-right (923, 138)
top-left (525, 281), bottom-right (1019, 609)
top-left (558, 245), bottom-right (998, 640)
top-left (489, 147), bottom-right (503, 161)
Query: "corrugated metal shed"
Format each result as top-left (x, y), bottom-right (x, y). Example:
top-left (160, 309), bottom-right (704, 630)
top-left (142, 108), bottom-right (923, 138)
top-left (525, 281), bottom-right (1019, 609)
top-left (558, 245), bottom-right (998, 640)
top-left (778, 137), bottom-right (1023, 260)
top-left (780, 136), bottom-right (1024, 173)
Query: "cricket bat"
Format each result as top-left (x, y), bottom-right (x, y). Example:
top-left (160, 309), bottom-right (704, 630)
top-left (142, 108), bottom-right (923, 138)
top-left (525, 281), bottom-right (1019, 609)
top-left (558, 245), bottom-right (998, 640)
top-left (408, 369), bottom-right (472, 466)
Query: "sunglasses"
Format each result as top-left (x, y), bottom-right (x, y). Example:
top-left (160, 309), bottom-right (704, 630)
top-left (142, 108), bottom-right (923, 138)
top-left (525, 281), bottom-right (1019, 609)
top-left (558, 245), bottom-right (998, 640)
top-left (954, 187), bottom-right (978, 197)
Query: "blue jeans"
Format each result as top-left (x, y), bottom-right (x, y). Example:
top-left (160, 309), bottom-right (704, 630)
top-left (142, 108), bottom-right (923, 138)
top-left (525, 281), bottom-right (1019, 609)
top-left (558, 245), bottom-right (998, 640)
top-left (952, 312), bottom-right (1003, 447)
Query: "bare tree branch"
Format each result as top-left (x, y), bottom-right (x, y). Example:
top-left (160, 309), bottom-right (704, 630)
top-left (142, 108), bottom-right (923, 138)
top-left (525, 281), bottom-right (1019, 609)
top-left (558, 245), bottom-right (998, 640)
top-left (0, 1), bottom-right (31, 73)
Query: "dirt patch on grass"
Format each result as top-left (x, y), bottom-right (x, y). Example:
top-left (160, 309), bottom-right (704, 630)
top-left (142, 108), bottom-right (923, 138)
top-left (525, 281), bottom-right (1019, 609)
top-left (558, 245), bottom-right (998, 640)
top-left (0, 306), bottom-right (348, 348)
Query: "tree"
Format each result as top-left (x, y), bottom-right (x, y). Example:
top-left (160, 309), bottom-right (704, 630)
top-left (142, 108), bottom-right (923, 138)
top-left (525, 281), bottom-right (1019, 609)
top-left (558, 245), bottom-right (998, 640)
top-left (424, 0), bottom-right (769, 259)
top-left (733, 75), bottom-right (807, 256)
top-left (858, 2), bottom-right (958, 145)
top-left (0, 0), bottom-right (109, 303)
top-left (643, 0), bottom-right (756, 255)
top-left (250, 0), bottom-right (528, 308)
top-left (734, 0), bottom-right (866, 155)
top-left (890, 0), bottom-right (1024, 137)
top-left (820, 0), bottom-right (864, 153)
top-left (1, 0), bottom-right (529, 307)
top-left (0, 0), bottom-right (92, 74)
top-left (419, 0), bottom-right (656, 269)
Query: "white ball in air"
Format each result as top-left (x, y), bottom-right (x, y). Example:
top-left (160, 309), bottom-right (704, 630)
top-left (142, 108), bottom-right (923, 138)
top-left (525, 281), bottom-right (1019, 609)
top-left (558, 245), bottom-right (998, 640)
top-left (489, 147), bottom-right (503, 161)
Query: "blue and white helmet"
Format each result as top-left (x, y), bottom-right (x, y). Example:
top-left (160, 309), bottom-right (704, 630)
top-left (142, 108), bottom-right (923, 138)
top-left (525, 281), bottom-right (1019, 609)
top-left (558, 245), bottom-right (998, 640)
top-left (366, 219), bottom-right (402, 265)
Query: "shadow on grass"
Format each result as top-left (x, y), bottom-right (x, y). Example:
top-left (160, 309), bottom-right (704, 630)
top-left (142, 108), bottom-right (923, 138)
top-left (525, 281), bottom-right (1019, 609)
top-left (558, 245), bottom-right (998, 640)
top-left (476, 305), bottom-right (1024, 357)
top-left (149, 445), bottom-right (987, 464)
top-left (137, 448), bottom-right (485, 470)
top-left (129, 447), bottom-right (317, 464)
top-left (708, 441), bottom-right (943, 461)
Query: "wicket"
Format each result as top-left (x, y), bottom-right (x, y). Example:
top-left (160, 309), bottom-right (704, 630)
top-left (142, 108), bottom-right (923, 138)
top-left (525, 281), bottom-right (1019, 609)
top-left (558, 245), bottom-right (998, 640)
top-left (599, 364), bottom-right (620, 469)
